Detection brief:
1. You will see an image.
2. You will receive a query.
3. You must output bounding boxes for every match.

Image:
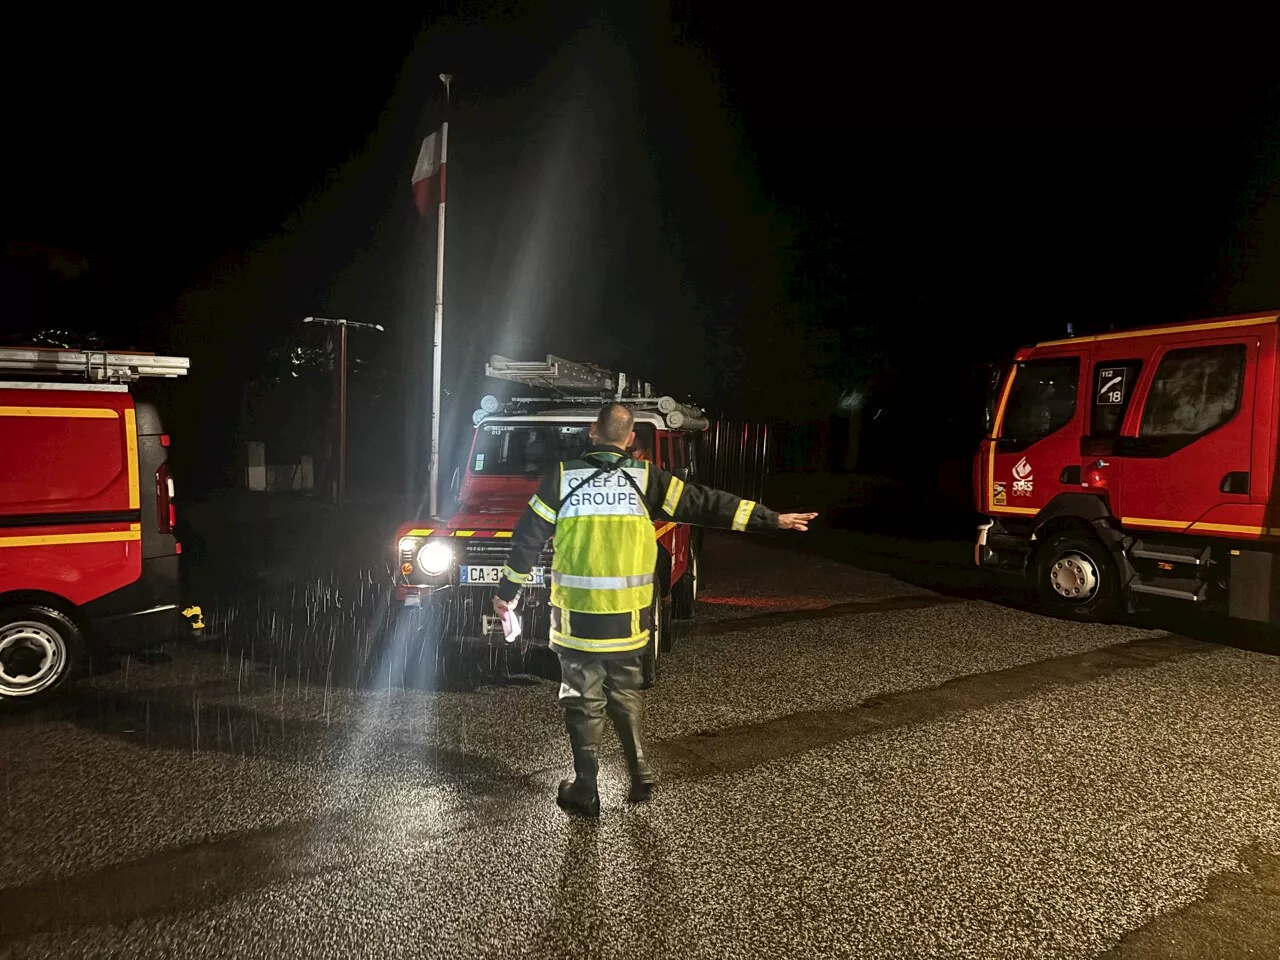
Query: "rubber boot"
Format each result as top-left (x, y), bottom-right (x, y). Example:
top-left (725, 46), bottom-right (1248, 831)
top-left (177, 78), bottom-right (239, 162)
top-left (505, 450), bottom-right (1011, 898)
top-left (609, 705), bottom-right (655, 804)
top-left (557, 751), bottom-right (601, 818)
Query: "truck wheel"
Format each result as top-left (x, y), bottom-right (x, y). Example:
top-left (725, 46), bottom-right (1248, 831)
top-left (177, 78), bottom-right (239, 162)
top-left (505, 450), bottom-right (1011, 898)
top-left (1033, 531), bottom-right (1121, 623)
top-left (672, 545), bottom-right (699, 622)
top-left (0, 604), bottom-right (84, 706)
top-left (641, 595), bottom-right (671, 689)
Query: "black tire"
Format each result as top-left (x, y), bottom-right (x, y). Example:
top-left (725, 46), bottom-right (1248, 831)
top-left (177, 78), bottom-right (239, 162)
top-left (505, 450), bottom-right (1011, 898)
top-left (641, 594), bottom-right (671, 690)
top-left (0, 604), bottom-right (85, 706)
top-left (1032, 530), bottom-right (1122, 623)
top-left (672, 544), bottom-right (699, 622)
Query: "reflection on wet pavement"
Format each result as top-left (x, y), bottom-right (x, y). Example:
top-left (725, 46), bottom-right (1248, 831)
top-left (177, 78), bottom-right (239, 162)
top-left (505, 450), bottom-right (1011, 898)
top-left (4, 534), bottom-right (1280, 958)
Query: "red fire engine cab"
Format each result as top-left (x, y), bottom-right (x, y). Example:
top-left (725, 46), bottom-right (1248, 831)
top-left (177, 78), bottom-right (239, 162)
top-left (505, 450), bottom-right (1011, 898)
top-left (974, 309), bottom-right (1280, 625)
top-left (0, 347), bottom-right (195, 705)
top-left (393, 355), bottom-right (706, 686)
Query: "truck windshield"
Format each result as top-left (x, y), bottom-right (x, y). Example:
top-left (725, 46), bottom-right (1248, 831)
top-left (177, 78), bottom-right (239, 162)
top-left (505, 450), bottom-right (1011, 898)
top-left (470, 423), bottom-right (656, 477)
top-left (999, 358), bottom-right (1080, 446)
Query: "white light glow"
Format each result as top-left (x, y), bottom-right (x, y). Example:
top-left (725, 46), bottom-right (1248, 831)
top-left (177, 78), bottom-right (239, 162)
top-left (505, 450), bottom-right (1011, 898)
top-left (418, 540), bottom-right (453, 576)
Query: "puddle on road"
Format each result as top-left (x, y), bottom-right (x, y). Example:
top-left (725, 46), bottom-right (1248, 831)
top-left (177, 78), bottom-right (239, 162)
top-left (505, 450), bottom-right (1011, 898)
top-left (1098, 841), bottom-right (1280, 959)
top-left (693, 595), bottom-right (963, 635)
top-left (650, 633), bottom-right (1209, 782)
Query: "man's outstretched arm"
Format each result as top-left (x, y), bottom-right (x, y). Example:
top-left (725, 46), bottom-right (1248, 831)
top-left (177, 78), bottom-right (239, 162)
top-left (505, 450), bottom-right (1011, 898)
top-left (647, 465), bottom-right (817, 532)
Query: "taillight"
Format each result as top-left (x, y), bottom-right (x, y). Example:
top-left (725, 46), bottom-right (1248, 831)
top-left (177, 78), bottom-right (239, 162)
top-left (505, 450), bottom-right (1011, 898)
top-left (156, 462), bottom-right (176, 534)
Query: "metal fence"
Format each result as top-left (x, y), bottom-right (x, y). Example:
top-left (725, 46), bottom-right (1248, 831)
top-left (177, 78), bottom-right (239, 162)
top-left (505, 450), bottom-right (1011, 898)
top-left (695, 421), bottom-right (771, 503)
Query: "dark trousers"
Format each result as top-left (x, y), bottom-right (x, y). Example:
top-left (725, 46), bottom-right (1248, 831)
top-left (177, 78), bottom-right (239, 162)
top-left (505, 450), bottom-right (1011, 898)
top-left (556, 652), bottom-right (652, 787)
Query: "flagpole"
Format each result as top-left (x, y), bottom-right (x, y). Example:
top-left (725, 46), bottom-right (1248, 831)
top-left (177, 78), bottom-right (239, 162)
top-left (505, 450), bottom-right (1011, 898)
top-left (428, 72), bottom-right (451, 520)
top-left (428, 120), bottom-right (448, 518)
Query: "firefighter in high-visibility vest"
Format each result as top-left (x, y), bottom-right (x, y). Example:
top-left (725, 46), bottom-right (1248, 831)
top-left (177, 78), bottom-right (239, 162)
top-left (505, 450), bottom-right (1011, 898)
top-left (493, 402), bottom-right (817, 817)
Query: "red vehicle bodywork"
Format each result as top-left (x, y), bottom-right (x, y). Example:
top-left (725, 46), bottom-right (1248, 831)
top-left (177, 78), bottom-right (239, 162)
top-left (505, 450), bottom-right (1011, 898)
top-left (395, 422), bottom-right (693, 606)
top-left (974, 309), bottom-right (1280, 622)
top-left (0, 384), bottom-right (183, 646)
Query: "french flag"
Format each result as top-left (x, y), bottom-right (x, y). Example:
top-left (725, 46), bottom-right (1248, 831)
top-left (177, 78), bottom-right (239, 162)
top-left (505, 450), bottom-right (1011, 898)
top-left (411, 124), bottom-right (448, 218)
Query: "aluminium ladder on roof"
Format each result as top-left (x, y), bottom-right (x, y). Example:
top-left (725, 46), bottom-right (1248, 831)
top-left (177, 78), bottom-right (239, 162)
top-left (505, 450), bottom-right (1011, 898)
top-left (0, 347), bottom-right (190, 382)
top-left (485, 354), bottom-right (619, 394)
top-left (484, 353), bottom-right (709, 431)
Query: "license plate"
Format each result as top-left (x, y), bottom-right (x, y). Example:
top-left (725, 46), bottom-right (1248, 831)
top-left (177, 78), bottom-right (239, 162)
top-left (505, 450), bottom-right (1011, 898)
top-left (460, 566), bottom-right (545, 586)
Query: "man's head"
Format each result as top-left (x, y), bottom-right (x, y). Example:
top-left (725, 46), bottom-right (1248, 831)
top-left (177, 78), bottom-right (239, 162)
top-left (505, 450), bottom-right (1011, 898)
top-left (590, 402), bottom-right (635, 450)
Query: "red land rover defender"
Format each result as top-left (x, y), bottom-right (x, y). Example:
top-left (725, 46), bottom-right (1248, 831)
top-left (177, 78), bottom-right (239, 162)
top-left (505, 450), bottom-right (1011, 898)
top-left (393, 356), bottom-right (709, 687)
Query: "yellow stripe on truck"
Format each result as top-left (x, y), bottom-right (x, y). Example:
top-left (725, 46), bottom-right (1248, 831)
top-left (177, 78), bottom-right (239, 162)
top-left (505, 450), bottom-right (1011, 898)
top-left (0, 530), bottom-right (141, 548)
top-left (986, 364), bottom-right (1018, 514)
top-left (1036, 314), bottom-right (1277, 348)
top-left (0, 406), bottom-right (119, 418)
top-left (125, 407), bottom-right (140, 509)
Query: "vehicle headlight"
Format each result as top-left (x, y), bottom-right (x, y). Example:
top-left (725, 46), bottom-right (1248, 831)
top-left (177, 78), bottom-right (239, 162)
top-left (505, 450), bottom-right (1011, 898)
top-left (417, 540), bottom-right (453, 576)
top-left (398, 537), bottom-right (419, 554)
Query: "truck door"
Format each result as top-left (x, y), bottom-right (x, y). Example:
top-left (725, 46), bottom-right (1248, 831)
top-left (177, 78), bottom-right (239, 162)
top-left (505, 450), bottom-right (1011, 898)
top-left (1078, 356), bottom-right (1146, 498)
top-left (1103, 338), bottom-right (1256, 532)
top-left (984, 353), bottom-right (1087, 519)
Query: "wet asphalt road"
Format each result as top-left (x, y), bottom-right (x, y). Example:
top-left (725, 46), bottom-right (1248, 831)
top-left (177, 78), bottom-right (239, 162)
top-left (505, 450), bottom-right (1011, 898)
top-left (5, 532), bottom-right (1280, 958)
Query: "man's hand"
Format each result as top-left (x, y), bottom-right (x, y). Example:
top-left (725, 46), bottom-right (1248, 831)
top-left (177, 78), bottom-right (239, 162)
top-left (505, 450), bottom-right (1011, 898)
top-left (492, 596), bottom-right (510, 617)
top-left (777, 512), bottom-right (818, 532)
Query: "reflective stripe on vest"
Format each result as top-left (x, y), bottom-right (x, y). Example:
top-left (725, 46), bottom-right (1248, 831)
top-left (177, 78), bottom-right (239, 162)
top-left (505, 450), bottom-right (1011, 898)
top-left (549, 605), bottom-right (651, 654)
top-left (550, 627), bottom-right (650, 654)
top-left (551, 571), bottom-right (654, 589)
top-left (662, 475), bottom-right (685, 515)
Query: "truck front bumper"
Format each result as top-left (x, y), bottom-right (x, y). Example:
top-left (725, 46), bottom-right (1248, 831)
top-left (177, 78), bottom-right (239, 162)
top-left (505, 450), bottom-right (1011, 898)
top-left (974, 518), bottom-right (1033, 573)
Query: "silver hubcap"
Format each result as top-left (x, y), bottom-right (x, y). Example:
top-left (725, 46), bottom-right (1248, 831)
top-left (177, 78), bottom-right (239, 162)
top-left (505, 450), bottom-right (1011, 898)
top-left (0, 621), bottom-right (68, 697)
top-left (1049, 552), bottom-right (1099, 602)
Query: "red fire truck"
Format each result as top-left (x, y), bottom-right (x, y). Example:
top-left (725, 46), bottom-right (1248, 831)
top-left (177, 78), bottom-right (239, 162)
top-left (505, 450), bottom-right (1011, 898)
top-left (974, 309), bottom-right (1280, 624)
top-left (0, 347), bottom-right (197, 704)
top-left (393, 355), bottom-right (708, 686)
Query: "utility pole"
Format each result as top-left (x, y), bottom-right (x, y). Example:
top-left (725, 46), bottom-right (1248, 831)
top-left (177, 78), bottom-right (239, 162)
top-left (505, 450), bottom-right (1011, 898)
top-left (303, 316), bottom-right (383, 505)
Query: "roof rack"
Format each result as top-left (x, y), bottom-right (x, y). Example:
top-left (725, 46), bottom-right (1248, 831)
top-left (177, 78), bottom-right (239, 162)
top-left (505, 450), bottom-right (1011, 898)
top-left (481, 354), bottom-right (707, 431)
top-left (485, 354), bottom-right (621, 395)
top-left (0, 347), bottom-right (190, 383)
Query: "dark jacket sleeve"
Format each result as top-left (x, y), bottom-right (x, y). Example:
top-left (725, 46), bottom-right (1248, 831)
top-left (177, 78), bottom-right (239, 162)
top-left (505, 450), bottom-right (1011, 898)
top-left (645, 463), bottom-right (780, 532)
top-left (497, 470), bottom-right (560, 602)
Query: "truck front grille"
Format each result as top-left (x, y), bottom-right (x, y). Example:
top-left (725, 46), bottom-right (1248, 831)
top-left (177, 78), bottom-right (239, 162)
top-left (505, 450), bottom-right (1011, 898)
top-left (463, 540), bottom-right (554, 569)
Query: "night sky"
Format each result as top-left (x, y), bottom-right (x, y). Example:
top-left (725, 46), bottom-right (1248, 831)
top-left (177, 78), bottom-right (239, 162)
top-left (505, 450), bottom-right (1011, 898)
top-left (5, 6), bottom-right (1280, 493)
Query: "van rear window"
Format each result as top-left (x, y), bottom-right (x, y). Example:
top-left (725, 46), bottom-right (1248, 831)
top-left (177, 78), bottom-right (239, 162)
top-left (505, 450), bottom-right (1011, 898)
top-left (999, 358), bottom-right (1080, 448)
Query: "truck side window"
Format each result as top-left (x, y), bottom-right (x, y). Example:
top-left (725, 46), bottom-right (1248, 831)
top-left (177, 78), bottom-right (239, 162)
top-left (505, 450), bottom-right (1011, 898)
top-left (1139, 344), bottom-right (1245, 438)
top-left (1090, 360), bottom-right (1142, 438)
top-left (999, 357), bottom-right (1080, 449)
